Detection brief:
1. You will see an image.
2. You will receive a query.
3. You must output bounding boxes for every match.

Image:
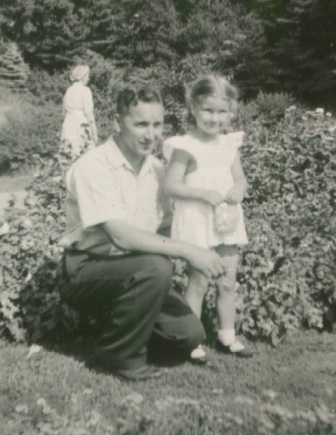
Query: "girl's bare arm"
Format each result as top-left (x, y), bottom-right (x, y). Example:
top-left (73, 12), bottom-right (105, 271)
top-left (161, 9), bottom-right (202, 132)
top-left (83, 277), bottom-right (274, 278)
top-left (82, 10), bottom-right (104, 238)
top-left (164, 149), bottom-right (224, 206)
top-left (226, 151), bottom-right (248, 204)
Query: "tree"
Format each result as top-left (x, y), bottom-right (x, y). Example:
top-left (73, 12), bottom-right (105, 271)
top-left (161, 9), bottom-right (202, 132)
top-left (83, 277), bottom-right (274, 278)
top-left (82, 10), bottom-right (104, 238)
top-left (0, 0), bottom-right (87, 70)
top-left (252, 0), bottom-right (336, 106)
top-left (0, 42), bottom-right (29, 91)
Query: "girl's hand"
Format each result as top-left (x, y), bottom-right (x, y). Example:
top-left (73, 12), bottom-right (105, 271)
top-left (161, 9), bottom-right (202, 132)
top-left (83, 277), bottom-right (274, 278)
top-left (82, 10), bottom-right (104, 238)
top-left (225, 184), bottom-right (245, 204)
top-left (200, 190), bottom-right (225, 207)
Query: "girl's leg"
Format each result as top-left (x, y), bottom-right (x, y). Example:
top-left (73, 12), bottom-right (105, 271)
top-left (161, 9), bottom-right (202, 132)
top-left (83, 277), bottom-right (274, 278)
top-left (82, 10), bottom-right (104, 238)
top-left (215, 244), bottom-right (253, 356)
top-left (215, 244), bottom-right (239, 341)
top-left (185, 266), bottom-right (209, 319)
top-left (185, 267), bottom-right (209, 361)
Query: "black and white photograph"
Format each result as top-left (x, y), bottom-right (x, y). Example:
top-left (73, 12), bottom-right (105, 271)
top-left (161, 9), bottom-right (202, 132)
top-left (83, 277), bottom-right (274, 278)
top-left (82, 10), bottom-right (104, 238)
top-left (0, 1), bottom-right (335, 433)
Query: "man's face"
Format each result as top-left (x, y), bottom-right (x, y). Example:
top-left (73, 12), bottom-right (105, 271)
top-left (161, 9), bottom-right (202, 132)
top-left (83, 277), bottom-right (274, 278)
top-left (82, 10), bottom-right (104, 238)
top-left (117, 101), bottom-right (164, 160)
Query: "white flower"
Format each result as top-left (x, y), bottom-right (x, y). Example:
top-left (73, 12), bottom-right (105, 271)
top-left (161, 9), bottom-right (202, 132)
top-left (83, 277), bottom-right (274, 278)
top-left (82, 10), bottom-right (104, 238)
top-left (15, 404), bottom-right (29, 414)
top-left (315, 108), bottom-right (324, 114)
top-left (27, 344), bottom-right (42, 359)
top-left (0, 222), bottom-right (10, 235)
top-left (23, 218), bottom-right (32, 228)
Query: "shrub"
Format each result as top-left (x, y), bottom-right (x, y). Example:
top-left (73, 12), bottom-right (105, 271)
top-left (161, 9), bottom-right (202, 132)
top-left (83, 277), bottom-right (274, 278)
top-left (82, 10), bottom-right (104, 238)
top-left (26, 69), bottom-right (68, 105)
top-left (0, 142), bottom-right (77, 341)
top-left (238, 105), bottom-right (336, 343)
top-left (0, 99), bottom-right (335, 345)
top-left (0, 96), bottom-right (62, 174)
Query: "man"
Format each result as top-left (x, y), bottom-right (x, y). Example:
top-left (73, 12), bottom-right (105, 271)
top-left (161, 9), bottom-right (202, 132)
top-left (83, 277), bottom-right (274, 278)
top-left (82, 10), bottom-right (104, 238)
top-left (60, 85), bottom-right (227, 381)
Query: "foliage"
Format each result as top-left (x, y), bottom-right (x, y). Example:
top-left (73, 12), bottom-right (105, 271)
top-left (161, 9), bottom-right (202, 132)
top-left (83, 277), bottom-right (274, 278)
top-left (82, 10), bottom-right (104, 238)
top-left (0, 42), bottom-right (29, 92)
top-left (2, 0), bottom-right (336, 106)
top-left (252, 0), bottom-right (336, 107)
top-left (1, 96), bottom-right (335, 346)
top-left (26, 69), bottom-right (68, 104)
top-left (0, 0), bottom-right (86, 71)
top-left (0, 143), bottom-right (75, 341)
top-left (238, 103), bottom-right (336, 343)
top-left (0, 98), bottom-right (62, 174)
top-left (0, 0), bottom-right (267, 98)
top-left (0, 90), bottom-right (32, 132)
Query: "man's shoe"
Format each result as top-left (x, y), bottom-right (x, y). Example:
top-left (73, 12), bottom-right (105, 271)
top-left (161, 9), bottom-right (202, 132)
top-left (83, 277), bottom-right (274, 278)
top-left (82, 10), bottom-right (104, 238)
top-left (190, 345), bottom-right (208, 365)
top-left (113, 365), bottom-right (162, 381)
top-left (216, 339), bottom-right (255, 358)
top-left (190, 353), bottom-right (210, 365)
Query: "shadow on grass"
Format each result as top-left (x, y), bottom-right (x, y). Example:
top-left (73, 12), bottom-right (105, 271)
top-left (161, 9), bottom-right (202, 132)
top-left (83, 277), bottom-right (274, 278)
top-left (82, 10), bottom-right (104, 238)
top-left (42, 314), bottom-right (188, 378)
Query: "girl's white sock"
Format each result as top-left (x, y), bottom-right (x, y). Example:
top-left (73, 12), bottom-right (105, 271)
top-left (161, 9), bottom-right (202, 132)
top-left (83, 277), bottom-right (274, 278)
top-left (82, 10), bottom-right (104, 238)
top-left (217, 328), bottom-right (235, 346)
top-left (217, 329), bottom-right (246, 351)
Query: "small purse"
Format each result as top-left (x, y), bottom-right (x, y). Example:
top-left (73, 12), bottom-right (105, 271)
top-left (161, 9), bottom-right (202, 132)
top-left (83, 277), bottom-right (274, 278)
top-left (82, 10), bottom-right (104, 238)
top-left (214, 203), bottom-right (239, 234)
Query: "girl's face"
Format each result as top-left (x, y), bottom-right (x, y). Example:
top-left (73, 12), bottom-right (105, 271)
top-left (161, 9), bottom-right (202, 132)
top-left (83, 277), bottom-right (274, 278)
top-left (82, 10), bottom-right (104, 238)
top-left (192, 96), bottom-right (231, 138)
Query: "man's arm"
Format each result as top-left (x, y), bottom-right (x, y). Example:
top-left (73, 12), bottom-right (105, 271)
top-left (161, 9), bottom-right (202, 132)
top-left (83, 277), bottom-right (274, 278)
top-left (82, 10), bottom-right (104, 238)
top-left (102, 220), bottom-right (226, 278)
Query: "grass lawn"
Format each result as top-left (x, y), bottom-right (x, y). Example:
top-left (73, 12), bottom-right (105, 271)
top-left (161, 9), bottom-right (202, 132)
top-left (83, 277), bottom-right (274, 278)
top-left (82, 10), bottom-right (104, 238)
top-left (0, 331), bottom-right (335, 434)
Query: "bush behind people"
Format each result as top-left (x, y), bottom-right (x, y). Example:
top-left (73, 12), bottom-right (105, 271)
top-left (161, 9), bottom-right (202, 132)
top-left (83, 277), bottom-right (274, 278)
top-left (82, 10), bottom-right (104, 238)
top-left (0, 94), bottom-right (335, 345)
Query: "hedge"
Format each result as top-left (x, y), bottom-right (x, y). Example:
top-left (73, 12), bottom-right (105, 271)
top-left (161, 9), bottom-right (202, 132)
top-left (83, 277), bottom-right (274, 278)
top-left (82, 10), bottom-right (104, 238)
top-left (0, 96), bottom-right (335, 345)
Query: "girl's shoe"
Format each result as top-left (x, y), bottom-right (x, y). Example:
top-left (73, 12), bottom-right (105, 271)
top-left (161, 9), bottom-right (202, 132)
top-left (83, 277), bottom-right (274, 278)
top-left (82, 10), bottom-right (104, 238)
top-left (216, 339), bottom-right (255, 358)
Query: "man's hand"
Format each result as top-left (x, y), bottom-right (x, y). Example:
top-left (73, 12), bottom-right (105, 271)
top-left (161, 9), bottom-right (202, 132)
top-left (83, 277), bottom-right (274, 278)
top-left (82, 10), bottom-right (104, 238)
top-left (185, 246), bottom-right (226, 278)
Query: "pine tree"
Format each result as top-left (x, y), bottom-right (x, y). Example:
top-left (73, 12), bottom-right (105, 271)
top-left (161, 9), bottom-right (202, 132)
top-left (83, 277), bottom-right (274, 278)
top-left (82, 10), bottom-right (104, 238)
top-left (0, 0), bottom-right (87, 71)
top-left (0, 42), bottom-right (29, 92)
top-left (252, 0), bottom-right (336, 106)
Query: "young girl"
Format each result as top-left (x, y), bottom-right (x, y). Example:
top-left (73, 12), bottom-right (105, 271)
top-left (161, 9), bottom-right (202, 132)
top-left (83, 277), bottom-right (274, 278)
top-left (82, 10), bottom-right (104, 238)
top-left (164, 75), bottom-right (253, 360)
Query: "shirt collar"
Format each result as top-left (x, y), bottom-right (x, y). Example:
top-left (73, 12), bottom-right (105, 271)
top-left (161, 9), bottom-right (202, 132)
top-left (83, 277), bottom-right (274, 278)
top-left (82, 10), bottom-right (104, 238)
top-left (103, 136), bottom-right (156, 176)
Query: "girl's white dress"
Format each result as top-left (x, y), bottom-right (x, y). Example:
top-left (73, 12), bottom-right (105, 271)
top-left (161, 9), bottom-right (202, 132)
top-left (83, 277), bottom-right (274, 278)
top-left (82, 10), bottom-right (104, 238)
top-left (164, 132), bottom-right (248, 249)
top-left (61, 82), bottom-right (95, 155)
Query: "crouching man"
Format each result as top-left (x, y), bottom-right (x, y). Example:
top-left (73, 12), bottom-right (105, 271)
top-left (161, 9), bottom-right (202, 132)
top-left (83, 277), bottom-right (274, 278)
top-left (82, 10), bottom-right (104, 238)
top-left (59, 85), bottom-right (227, 381)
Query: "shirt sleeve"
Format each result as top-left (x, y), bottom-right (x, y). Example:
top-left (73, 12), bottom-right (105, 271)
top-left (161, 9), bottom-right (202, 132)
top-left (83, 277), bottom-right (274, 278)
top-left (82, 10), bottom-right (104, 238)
top-left (68, 156), bottom-right (126, 229)
top-left (162, 135), bottom-right (187, 161)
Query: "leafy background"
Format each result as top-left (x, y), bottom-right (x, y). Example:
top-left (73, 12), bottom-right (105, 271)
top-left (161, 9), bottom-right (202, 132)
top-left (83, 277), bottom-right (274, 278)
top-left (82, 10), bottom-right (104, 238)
top-left (0, 0), bottom-right (335, 345)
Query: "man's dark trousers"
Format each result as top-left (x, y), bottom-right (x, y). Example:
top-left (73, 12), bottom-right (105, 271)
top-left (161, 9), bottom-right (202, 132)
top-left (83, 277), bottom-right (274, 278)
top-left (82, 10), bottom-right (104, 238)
top-left (61, 251), bottom-right (206, 370)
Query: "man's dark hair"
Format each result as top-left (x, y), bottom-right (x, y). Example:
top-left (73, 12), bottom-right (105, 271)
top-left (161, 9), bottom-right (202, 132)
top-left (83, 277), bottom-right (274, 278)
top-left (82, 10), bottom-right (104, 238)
top-left (116, 85), bottom-right (163, 116)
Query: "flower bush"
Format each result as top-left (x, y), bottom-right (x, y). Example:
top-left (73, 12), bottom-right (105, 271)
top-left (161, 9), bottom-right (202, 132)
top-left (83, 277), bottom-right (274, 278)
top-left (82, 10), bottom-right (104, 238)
top-left (238, 103), bottom-right (336, 343)
top-left (0, 100), bottom-right (62, 174)
top-left (0, 142), bottom-right (78, 341)
top-left (0, 96), bottom-right (335, 344)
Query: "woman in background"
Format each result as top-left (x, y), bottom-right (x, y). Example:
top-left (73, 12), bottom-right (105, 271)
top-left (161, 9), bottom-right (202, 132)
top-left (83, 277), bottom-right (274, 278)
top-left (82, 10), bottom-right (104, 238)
top-left (61, 64), bottom-right (98, 156)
